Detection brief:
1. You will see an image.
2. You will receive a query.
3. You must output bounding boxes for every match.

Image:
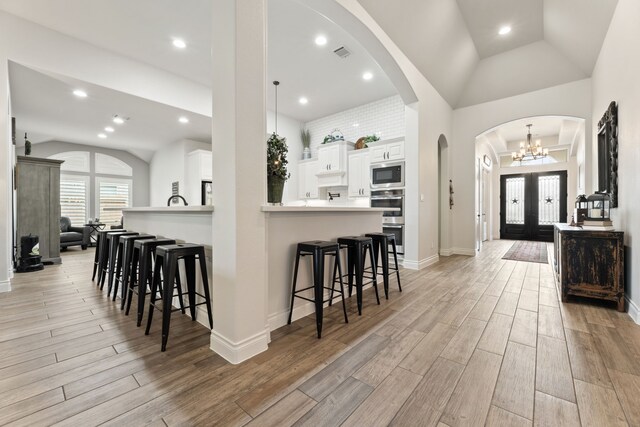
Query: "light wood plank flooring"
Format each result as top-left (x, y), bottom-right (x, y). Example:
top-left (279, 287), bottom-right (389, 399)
top-left (1, 241), bottom-right (639, 426)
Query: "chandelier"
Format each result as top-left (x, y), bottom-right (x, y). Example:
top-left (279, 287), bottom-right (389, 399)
top-left (512, 124), bottom-right (548, 162)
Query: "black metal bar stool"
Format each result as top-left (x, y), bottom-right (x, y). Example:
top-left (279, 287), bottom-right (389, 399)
top-left (92, 231), bottom-right (104, 281)
top-left (97, 229), bottom-right (128, 288)
top-left (104, 231), bottom-right (139, 296)
top-left (128, 238), bottom-right (178, 325)
top-left (118, 234), bottom-right (156, 309)
top-left (333, 236), bottom-right (380, 315)
top-left (145, 243), bottom-right (213, 351)
top-left (366, 232), bottom-right (402, 299)
top-left (287, 241), bottom-right (348, 339)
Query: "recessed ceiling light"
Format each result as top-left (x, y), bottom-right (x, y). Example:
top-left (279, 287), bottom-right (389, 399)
top-left (362, 72), bottom-right (373, 81)
top-left (113, 116), bottom-right (125, 124)
top-left (178, 116), bottom-right (189, 124)
top-left (315, 35), bottom-right (327, 46)
top-left (499, 26), bottom-right (511, 35)
top-left (172, 38), bottom-right (187, 49)
top-left (353, 123), bottom-right (359, 127)
top-left (73, 89), bottom-right (87, 98)
top-left (98, 133), bottom-right (107, 139)
top-left (104, 126), bottom-right (114, 133)
top-left (299, 97), bottom-right (308, 105)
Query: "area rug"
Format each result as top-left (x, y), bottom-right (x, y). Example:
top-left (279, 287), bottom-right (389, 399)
top-left (502, 241), bottom-right (548, 264)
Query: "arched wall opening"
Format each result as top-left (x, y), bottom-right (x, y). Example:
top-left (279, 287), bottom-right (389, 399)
top-left (474, 115), bottom-right (586, 247)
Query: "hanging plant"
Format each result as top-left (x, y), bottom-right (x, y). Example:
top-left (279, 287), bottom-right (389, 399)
top-left (267, 132), bottom-right (290, 180)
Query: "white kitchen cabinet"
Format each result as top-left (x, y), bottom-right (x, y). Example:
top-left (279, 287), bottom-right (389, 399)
top-left (369, 139), bottom-right (405, 163)
top-left (298, 159), bottom-right (318, 199)
top-left (186, 149), bottom-right (212, 205)
top-left (316, 140), bottom-right (353, 187)
top-left (348, 150), bottom-right (371, 197)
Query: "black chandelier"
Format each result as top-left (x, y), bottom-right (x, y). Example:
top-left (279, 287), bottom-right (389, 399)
top-left (512, 124), bottom-right (548, 162)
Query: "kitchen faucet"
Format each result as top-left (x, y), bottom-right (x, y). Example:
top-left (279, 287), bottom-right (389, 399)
top-left (328, 192), bottom-right (340, 201)
top-left (167, 195), bottom-right (189, 206)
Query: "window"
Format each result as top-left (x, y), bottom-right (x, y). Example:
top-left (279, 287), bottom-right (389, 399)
top-left (96, 177), bottom-right (132, 225)
top-left (60, 175), bottom-right (89, 225)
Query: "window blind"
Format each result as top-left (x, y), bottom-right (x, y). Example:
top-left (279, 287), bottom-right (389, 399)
top-left (60, 178), bottom-right (87, 225)
top-left (98, 180), bottom-right (130, 225)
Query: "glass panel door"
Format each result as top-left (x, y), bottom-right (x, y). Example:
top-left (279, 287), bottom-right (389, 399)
top-left (537, 175), bottom-right (561, 225)
top-left (505, 177), bottom-right (525, 224)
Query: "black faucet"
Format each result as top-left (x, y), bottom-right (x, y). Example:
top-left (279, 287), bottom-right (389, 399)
top-left (328, 192), bottom-right (340, 201)
top-left (167, 195), bottom-right (189, 206)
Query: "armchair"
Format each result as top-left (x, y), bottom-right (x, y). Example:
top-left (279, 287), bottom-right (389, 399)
top-left (60, 217), bottom-right (90, 250)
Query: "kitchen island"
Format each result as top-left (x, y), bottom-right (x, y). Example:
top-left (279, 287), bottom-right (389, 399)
top-left (262, 205), bottom-right (388, 331)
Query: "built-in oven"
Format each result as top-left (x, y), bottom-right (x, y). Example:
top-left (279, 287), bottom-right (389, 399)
top-left (370, 161), bottom-right (404, 189)
top-left (370, 189), bottom-right (404, 224)
top-left (382, 224), bottom-right (404, 255)
top-left (370, 189), bottom-right (404, 254)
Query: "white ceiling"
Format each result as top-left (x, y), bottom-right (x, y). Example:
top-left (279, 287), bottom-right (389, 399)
top-left (0, 0), bottom-right (620, 153)
top-left (9, 62), bottom-right (212, 161)
top-left (478, 116), bottom-right (584, 156)
top-left (358, 0), bottom-right (618, 107)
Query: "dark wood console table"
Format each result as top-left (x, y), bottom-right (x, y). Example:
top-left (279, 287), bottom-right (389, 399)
top-left (554, 223), bottom-right (624, 311)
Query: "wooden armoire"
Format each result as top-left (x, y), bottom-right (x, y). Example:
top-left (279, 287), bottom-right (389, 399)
top-left (15, 156), bottom-right (64, 264)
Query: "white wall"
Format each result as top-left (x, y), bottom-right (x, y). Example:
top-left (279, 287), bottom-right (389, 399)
top-left (304, 95), bottom-right (405, 157)
top-left (266, 110), bottom-right (302, 204)
top-left (591, 0), bottom-right (640, 320)
top-left (149, 139), bottom-right (211, 207)
top-left (451, 79), bottom-right (592, 253)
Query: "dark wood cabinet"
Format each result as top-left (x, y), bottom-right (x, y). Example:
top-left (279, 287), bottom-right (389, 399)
top-left (554, 224), bottom-right (624, 311)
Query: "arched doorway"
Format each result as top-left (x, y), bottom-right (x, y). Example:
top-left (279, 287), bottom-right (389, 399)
top-left (475, 115), bottom-right (585, 247)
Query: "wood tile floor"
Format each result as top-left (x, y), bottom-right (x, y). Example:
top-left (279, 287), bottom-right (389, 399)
top-left (1, 241), bottom-right (639, 426)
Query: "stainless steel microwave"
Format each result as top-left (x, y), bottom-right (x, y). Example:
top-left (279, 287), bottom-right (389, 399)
top-left (370, 161), bottom-right (404, 189)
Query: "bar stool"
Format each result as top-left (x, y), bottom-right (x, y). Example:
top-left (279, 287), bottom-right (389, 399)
top-left (287, 241), bottom-right (348, 339)
top-left (97, 229), bottom-right (128, 288)
top-left (366, 232), bottom-right (402, 299)
top-left (92, 231), bottom-right (104, 281)
top-left (118, 234), bottom-right (156, 309)
top-left (334, 236), bottom-right (380, 315)
top-left (145, 243), bottom-right (213, 351)
top-left (105, 231), bottom-right (139, 296)
top-left (127, 238), bottom-right (178, 326)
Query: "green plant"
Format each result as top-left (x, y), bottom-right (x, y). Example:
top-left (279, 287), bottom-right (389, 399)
top-left (301, 129), bottom-right (311, 149)
top-left (267, 132), bottom-right (290, 180)
top-left (362, 134), bottom-right (380, 143)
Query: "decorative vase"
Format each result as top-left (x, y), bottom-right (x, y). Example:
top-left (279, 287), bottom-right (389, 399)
top-left (302, 147), bottom-right (311, 159)
top-left (267, 176), bottom-right (286, 204)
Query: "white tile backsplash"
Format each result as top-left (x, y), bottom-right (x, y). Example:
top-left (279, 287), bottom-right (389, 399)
top-left (304, 95), bottom-right (405, 158)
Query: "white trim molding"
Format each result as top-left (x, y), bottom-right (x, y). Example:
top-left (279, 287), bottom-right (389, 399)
top-left (0, 279), bottom-right (11, 293)
top-left (626, 296), bottom-right (640, 324)
top-left (440, 248), bottom-right (453, 256)
top-left (403, 254), bottom-right (439, 270)
top-left (451, 247), bottom-right (477, 256)
top-left (210, 327), bottom-right (269, 365)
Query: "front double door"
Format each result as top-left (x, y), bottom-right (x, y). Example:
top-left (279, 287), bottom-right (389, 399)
top-left (500, 171), bottom-right (567, 242)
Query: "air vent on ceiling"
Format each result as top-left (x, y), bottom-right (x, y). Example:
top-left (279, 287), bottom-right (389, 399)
top-left (333, 46), bottom-right (351, 59)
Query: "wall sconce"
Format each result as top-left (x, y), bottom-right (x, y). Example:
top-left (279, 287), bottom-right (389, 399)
top-left (449, 179), bottom-right (454, 209)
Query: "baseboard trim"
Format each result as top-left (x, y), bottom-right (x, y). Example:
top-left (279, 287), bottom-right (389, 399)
top-left (0, 279), bottom-right (11, 293)
top-left (403, 254), bottom-right (439, 270)
top-left (210, 327), bottom-right (269, 365)
top-left (451, 247), bottom-right (477, 256)
top-left (626, 296), bottom-right (640, 324)
top-left (439, 249), bottom-right (453, 256)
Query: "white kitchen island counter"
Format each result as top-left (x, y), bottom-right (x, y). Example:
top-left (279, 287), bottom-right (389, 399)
top-left (122, 206), bottom-right (213, 246)
top-left (263, 205), bottom-right (386, 332)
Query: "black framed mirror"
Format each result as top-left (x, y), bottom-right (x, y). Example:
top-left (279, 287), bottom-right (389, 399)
top-left (597, 101), bottom-right (618, 208)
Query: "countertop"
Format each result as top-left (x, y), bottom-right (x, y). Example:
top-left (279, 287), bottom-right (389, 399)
top-left (261, 205), bottom-right (392, 212)
top-left (121, 206), bottom-right (214, 213)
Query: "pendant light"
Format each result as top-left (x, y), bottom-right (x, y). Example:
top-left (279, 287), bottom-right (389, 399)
top-left (512, 124), bottom-right (549, 163)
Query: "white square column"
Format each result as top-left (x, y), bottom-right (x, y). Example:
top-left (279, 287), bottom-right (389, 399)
top-left (210, 0), bottom-right (270, 363)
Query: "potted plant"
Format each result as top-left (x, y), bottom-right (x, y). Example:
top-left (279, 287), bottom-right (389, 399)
top-left (301, 128), bottom-right (311, 159)
top-left (267, 132), bottom-right (290, 204)
top-left (355, 134), bottom-right (380, 150)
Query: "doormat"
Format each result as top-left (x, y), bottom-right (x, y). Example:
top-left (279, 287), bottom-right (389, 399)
top-left (502, 241), bottom-right (548, 264)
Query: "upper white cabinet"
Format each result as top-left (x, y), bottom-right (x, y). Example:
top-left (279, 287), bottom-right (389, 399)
top-left (348, 150), bottom-right (371, 197)
top-left (316, 140), bottom-right (353, 187)
top-left (186, 149), bottom-right (212, 205)
top-left (298, 159), bottom-right (319, 199)
top-left (369, 139), bottom-right (404, 163)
